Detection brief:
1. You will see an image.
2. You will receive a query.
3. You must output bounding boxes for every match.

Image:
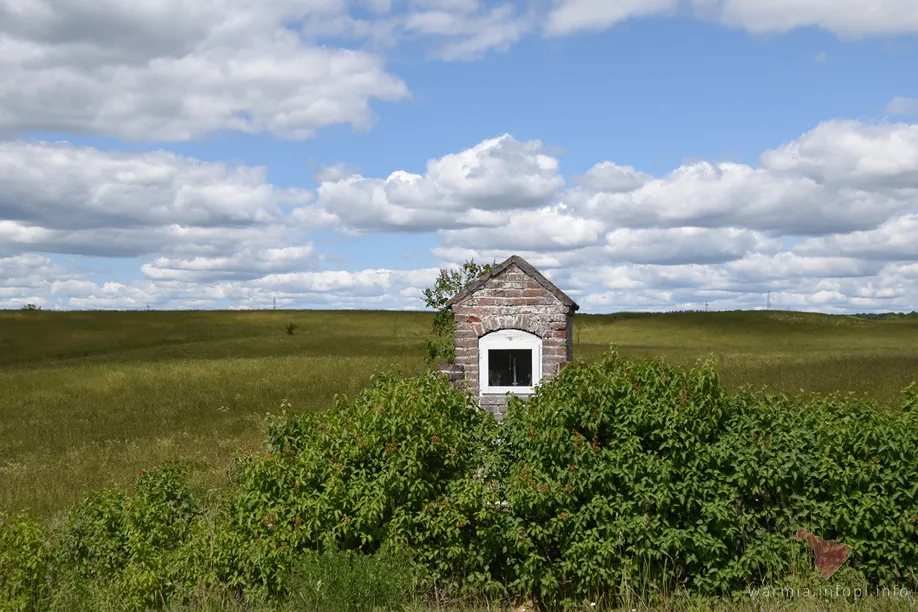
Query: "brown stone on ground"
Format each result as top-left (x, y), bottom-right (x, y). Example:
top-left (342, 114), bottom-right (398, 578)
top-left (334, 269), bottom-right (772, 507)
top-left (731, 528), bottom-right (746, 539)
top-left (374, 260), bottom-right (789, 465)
top-left (795, 528), bottom-right (852, 579)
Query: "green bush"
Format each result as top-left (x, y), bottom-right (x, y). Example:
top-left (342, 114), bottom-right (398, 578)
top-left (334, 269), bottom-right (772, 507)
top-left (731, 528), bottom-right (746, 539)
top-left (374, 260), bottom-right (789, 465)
top-left (216, 372), bottom-right (509, 596)
top-left (4, 352), bottom-right (918, 610)
top-left (0, 511), bottom-right (49, 612)
top-left (495, 351), bottom-right (918, 607)
top-left (55, 462), bottom-right (200, 609)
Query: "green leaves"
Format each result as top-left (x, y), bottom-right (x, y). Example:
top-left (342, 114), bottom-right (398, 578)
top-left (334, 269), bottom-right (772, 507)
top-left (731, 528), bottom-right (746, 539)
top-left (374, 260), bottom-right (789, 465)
top-left (54, 462), bottom-right (201, 609)
top-left (4, 351), bottom-right (918, 609)
top-left (221, 371), bottom-right (507, 597)
top-left (494, 350), bottom-right (918, 606)
top-left (0, 511), bottom-right (49, 612)
top-left (420, 259), bottom-right (492, 365)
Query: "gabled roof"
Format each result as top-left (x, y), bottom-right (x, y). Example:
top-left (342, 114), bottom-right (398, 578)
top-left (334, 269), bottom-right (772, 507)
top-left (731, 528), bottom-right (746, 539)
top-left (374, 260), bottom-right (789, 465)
top-left (445, 255), bottom-right (580, 312)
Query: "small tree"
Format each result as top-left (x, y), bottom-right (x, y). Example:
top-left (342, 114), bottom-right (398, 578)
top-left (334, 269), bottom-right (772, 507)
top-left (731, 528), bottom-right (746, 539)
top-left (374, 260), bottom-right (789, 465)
top-left (421, 259), bottom-right (492, 365)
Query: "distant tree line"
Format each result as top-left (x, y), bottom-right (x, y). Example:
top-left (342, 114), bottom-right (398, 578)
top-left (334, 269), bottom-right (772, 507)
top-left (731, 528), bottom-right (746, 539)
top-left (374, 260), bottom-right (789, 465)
top-left (850, 311), bottom-right (918, 320)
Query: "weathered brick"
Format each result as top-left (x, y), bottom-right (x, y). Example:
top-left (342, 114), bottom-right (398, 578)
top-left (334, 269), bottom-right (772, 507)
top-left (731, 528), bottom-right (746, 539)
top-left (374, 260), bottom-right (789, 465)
top-left (442, 256), bottom-right (577, 416)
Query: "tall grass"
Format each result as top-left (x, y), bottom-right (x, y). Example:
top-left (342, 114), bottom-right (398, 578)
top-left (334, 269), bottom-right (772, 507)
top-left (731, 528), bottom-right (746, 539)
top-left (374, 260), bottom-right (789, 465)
top-left (2, 309), bottom-right (917, 520)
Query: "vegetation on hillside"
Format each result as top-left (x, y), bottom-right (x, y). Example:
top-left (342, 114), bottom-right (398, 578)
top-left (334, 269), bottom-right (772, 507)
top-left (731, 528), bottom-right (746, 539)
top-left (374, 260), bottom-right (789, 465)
top-left (850, 312), bottom-right (918, 320)
top-left (3, 352), bottom-right (918, 610)
top-left (2, 309), bottom-right (918, 522)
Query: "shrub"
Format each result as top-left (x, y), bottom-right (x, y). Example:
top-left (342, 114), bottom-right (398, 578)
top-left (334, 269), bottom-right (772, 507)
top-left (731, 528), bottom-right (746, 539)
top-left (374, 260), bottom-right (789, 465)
top-left (0, 511), bottom-right (50, 612)
top-left (55, 462), bottom-right (200, 609)
top-left (285, 323), bottom-right (297, 336)
top-left (495, 350), bottom-right (918, 607)
top-left (217, 372), bottom-right (510, 597)
top-left (4, 353), bottom-right (918, 610)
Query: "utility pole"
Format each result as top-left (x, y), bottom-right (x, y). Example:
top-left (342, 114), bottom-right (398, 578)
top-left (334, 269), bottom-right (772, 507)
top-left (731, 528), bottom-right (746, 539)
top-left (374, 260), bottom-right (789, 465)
top-left (273, 296), bottom-right (276, 310)
top-left (704, 301), bottom-right (709, 312)
top-left (766, 292), bottom-right (771, 310)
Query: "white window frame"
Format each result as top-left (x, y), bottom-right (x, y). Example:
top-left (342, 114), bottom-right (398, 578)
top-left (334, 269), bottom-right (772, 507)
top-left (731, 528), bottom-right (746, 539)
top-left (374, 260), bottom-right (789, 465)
top-left (479, 329), bottom-right (542, 396)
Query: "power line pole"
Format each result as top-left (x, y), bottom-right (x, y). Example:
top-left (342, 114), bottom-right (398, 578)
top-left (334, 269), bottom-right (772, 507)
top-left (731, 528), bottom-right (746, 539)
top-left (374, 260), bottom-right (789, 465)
top-left (766, 292), bottom-right (771, 310)
top-left (704, 301), bottom-right (709, 312)
top-left (273, 296), bottom-right (276, 311)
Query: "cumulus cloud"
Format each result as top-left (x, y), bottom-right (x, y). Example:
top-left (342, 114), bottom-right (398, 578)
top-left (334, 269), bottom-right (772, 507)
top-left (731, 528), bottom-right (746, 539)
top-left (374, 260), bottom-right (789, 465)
top-left (313, 134), bottom-right (565, 232)
top-left (0, 254), bottom-right (82, 308)
top-left (4, 0), bottom-right (915, 149)
top-left (0, 141), bottom-right (310, 233)
top-left (6, 118), bottom-right (918, 314)
top-left (437, 205), bottom-right (604, 251)
top-left (0, 141), bottom-right (321, 286)
top-left (0, 0), bottom-right (408, 141)
top-left (761, 120), bottom-right (918, 191)
top-left (601, 227), bottom-right (778, 265)
top-left (795, 215), bottom-right (918, 261)
top-left (573, 162), bottom-right (652, 193)
top-left (571, 162), bottom-right (902, 235)
top-left (568, 121), bottom-right (918, 236)
top-left (141, 246), bottom-right (320, 283)
top-left (544, 0), bottom-right (918, 37)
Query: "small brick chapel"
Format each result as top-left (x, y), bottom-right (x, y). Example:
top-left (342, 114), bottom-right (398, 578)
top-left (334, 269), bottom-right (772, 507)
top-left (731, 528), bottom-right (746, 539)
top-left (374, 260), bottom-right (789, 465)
top-left (438, 255), bottom-right (580, 418)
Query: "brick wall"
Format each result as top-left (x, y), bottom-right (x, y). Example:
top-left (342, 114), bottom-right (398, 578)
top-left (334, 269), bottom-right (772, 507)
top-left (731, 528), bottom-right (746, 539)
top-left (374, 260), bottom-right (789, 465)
top-left (450, 263), bottom-right (574, 418)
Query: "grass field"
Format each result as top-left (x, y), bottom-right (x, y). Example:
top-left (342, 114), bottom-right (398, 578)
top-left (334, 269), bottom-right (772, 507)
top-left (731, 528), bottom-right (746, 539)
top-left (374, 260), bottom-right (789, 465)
top-left (2, 308), bottom-right (917, 520)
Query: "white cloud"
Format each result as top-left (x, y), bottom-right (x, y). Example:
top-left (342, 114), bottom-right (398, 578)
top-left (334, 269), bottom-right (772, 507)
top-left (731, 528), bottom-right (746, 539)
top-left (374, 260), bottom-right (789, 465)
top-left (887, 97), bottom-right (918, 117)
top-left (406, 3), bottom-right (536, 60)
top-left (761, 120), bottom-right (918, 191)
top-left (0, 254), bottom-right (82, 309)
top-left (545, 0), bottom-right (679, 36)
top-left (437, 205), bottom-right (604, 251)
top-left (6, 118), bottom-right (918, 314)
top-left (569, 121), bottom-right (918, 235)
top-left (694, 0), bottom-right (918, 37)
top-left (795, 215), bottom-right (918, 261)
top-left (543, 0), bottom-right (918, 37)
top-left (141, 246), bottom-right (320, 283)
top-left (573, 161), bottom-right (652, 192)
top-left (314, 134), bottom-right (565, 232)
top-left (602, 227), bottom-right (777, 265)
top-left (429, 246), bottom-right (580, 271)
top-left (0, 0), bottom-right (408, 141)
top-left (4, 0), bottom-right (915, 148)
top-left (571, 161), bottom-right (900, 235)
top-left (0, 141), bottom-right (321, 288)
top-left (0, 141), bottom-right (310, 233)
top-left (313, 162), bottom-right (361, 183)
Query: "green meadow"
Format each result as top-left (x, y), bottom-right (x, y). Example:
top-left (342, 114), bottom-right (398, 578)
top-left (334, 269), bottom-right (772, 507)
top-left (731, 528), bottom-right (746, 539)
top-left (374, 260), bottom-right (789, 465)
top-left (2, 308), bottom-right (917, 520)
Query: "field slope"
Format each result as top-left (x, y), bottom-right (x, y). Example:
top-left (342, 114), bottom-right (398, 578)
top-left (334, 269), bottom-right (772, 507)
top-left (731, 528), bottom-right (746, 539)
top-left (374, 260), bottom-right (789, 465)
top-left (1, 309), bottom-right (916, 519)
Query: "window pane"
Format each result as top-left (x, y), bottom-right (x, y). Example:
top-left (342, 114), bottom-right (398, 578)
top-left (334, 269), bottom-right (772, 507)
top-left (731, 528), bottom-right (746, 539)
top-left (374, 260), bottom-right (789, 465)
top-left (488, 349), bottom-right (533, 387)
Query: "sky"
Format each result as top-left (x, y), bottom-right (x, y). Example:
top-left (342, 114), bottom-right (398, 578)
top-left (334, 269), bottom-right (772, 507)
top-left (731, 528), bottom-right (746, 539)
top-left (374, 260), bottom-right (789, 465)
top-left (1, 0), bottom-right (918, 313)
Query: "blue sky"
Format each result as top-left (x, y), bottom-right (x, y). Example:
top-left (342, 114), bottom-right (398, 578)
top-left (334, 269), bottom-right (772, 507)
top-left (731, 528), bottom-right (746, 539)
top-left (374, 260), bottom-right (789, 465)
top-left (2, 0), bottom-right (917, 313)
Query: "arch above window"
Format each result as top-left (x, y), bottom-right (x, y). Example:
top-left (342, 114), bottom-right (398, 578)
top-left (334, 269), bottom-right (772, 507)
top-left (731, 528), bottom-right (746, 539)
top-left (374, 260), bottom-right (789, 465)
top-left (478, 329), bottom-right (542, 395)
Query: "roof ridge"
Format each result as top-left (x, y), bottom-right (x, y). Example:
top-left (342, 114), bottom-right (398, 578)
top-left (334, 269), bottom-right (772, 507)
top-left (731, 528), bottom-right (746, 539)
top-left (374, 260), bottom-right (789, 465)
top-left (444, 255), bottom-right (579, 311)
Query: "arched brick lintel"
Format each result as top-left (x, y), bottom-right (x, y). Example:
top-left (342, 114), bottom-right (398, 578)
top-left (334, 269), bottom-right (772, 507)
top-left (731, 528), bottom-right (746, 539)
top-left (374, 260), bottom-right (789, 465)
top-left (473, 315), bottom-right (549, 339)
